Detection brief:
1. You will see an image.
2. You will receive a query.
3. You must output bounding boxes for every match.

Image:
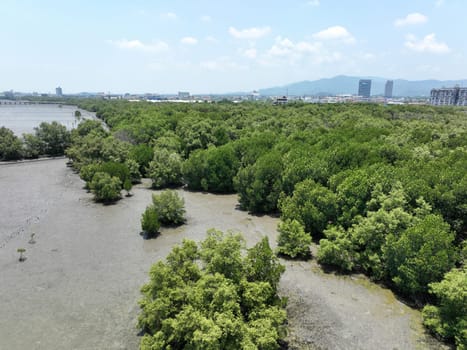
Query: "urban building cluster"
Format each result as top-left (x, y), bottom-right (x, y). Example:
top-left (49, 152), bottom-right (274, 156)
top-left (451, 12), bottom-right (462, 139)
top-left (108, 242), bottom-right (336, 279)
top-left (357, 79), bottom-right (393, 99)
top-left (4, 80), bottom-right (466, 107)
top-left (430, 87), bottom-right (467, 106)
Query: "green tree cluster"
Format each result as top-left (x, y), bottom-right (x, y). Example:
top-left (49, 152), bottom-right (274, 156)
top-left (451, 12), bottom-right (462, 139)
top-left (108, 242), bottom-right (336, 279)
top-left (67, 100), bottom-right (467, 346)
top-left (422, 267), bottom-right (467, 349)
top-left (276, 219), bottom-right (311, 259)
top-left (1, 122), bottom-right (71, 161)
top-left (317, 184), bottom-right (458, 297)
top-left (0, 127), bottom-right (23, 160)
top-left (140, 190), bottom-right (186, 236)
top-left (89, 172), bottom-right (121, 202)
top-left (138, 230), bottom-right (286, 349)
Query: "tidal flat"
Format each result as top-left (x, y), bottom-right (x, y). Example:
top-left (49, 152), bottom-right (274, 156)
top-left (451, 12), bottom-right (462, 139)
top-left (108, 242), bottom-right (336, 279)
top-left (0, 159), bottom-right (448, 349)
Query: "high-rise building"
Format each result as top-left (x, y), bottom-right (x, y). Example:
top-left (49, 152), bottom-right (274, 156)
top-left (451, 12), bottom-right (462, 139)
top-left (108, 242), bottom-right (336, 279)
top-left (430, 87), bottom-right (467, 106)
top-left (385, 80), bottom-right (394, 98)
top-left (358, 79), bottom-right (372, 98)
top-left (56, 87), bottom-right (63, 96)
top-left (178, 91), bottom-right (190, 100)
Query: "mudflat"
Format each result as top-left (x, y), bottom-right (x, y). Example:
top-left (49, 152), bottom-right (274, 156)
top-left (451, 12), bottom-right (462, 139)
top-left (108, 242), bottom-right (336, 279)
top-left (0, 159), bottom-right (447, 349)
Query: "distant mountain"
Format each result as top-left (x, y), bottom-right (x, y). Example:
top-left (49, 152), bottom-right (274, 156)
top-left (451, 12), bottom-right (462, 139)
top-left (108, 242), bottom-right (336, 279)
top-left (258, 75), bottom-right (467, 97)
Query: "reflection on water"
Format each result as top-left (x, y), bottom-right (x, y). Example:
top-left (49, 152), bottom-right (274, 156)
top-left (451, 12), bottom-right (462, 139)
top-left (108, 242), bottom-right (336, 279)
top-left (0, 104), bottom-right (96, 135)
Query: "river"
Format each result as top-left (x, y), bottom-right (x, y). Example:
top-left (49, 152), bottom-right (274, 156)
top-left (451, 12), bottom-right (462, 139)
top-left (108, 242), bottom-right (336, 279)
top-left (0, 104), bottom-right (96, 136)
top-left (0, 159), bottom-right (448, 350)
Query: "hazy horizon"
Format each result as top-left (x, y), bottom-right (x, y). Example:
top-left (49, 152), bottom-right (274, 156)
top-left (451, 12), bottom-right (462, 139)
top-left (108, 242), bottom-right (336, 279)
top-left (2, 0), bottom-right (466, 94)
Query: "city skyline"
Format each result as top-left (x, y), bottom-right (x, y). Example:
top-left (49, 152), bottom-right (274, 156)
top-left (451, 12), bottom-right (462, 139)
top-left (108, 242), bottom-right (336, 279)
top-left (1, 0), bottom-right (466, 94)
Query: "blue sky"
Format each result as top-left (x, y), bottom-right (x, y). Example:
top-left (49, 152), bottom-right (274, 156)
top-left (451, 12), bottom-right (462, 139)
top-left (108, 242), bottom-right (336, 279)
top-left (1, 0), bottom-right (465, 94)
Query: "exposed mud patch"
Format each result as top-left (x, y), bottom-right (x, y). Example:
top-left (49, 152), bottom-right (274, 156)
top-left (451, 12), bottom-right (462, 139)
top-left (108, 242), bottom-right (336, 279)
top-left (0, 159), bottom-right (449, 349)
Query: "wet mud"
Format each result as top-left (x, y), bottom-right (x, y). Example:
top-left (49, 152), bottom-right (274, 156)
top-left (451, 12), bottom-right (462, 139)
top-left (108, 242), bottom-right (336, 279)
top-left (0, 159), bottom-right (448, 349)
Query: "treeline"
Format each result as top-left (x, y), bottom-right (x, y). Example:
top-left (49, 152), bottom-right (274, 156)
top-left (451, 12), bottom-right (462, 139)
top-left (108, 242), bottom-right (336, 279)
top-left (0, 122), bottom-right (70, 160)
top-left (67, 100), bottom-right (466, 348)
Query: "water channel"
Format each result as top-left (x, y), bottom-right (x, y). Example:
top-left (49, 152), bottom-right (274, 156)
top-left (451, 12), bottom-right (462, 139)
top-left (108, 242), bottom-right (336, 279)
top-left (0, 104), bottom-right (95, 136)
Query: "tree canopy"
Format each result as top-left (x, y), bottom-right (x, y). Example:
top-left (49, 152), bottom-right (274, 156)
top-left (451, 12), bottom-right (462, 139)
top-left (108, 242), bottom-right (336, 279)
top-left (138, 230), bottom-right (286, 350)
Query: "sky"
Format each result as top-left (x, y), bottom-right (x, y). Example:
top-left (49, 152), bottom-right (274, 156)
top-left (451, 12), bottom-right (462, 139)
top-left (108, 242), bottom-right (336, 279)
top-left (1, 0), bottom-right (465, 94)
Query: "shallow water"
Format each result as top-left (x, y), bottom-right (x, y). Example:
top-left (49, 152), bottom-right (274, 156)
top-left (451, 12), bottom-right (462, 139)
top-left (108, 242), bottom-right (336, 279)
top-left (0, 104), bottom-right (95, 135)
top-left (0, 159), bottom-right (448, 350)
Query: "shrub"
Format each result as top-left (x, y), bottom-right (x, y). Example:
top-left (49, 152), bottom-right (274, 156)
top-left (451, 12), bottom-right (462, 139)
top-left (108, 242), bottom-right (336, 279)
top-left (279, 179), bottom-right (338, 237)
top-left (99, 161), bottom-right (131, 186)
top-left (0, 127), bottom-right (23, 160)
top-left (422, 267), bottom-right (467, 349)
top-left (89, 172), bottom-right (121, 202)
top-left (151, 190), bottom-right (186, 225)
top-left (276, 219), bottom-right (311, 259)
top-left (383, 214), bottom-right (457, 295)
top-left (147, 148), bottom-right (183, 189)
top-left (141, 206), bottom-right (160, 236)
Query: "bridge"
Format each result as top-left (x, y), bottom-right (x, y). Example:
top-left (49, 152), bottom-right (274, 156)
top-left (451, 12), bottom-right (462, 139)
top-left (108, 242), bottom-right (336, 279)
top-left (0, 100), bottom-right (59, 105)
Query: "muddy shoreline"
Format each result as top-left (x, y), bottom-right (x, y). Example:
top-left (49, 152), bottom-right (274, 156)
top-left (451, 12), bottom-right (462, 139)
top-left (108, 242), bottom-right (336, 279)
top-left (0, 159), bottom-right (448, 349)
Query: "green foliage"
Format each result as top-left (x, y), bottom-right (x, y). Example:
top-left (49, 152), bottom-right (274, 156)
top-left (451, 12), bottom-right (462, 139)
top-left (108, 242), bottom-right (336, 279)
top-left (79, 163), bottom-right (101, 188)
top-left (129, 144), bottom-right (154, 176)
top-left (34, 121), bottom-right (70, 156)
top-left (22, 133), bottom-right (42, 159)
top-left (317, 226), bottom-right (356, 271)
top-left (244, 236), bottom-right (285, 293)
top-left (0, 127), bottom-right (23, 160)
top-left (235, 151), bottom-right (283, 213)
top-left (347, 183), bottom-right (416, 279)
top-left (147, 148), bottom-right (183, 189)
top-left (422, 267), bottom-right (467, 349)
top-left (125, 158), bottom-right (141, 183)
top-left (67, 100), bottom-right (467, 344)
top-left (183, 144), bottom-right (240, 193)
top-left (141, 206), bottom-right (160, 236)
top-left (138, 231), bottom-right (286, 350)
top-left (276, 219), bottom-right (312, 259)
top-left (123, 178), bottom-right (132, 194)
top-left (383, 214), bottom-right (457, 295)
top-left (72, 119), bottom-right (106, 138)
top-left (89, 171), bottom-right (122, 202)
top-left (100, 136), bottom-right (131, 163)
top-left (279, 179), bottom-right (338, 236)
top-left (151, 190), bottom-right (186, 225)
top-left (99, 161), bottom-right (131, 186)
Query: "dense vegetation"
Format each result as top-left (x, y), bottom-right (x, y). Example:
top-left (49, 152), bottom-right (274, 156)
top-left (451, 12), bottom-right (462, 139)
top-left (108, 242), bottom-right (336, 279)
top-left (65, 100), bottom-right (466, 348)
top-left (138, 230), bottom-right (286, 349)
top-left (141, 190), bottom-right (186, 237)
top-left (0, 121), bottom-right (70, 160)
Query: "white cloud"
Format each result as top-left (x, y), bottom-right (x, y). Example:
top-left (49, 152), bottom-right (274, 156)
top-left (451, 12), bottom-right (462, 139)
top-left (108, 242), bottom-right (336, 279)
top-left (228, 26), bottom-right (271, 39)
top-left (405, 33), bottom-right (450, 54)
top-left (312, 26), bottom-right (355, 44)
top-left (242, 48), bottom-right (257, 59)
top-left (110, 39), bottom-right (169, 53)
top-left (435, 0), bottom-right (445, 7)
top-left (264, 36), bottom-right (341, 65)
top-left (161, 12), bottom-right (177, 20)
top-left (307, 0), bottom-right (320, 6)
top-left (394, 13), bottom-right (428, 27)
top-left (181, 37), bottom-right (198, 45)
top-left (201, 15), bottom-right (212, 22)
